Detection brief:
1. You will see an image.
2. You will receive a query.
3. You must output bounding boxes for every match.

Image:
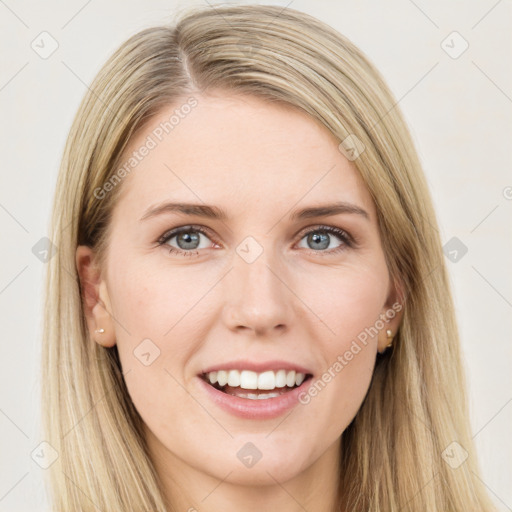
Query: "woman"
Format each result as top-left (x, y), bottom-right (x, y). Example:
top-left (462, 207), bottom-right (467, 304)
top-left (42, 4), bottom-right (497, 511)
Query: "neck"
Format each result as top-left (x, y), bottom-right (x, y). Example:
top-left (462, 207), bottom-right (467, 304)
top-left (147, 431), bottom-right (342, 512)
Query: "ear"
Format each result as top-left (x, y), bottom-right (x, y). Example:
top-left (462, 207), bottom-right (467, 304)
top-left (377, 275), bottom-right (405, 354)
top-left (75, 245), bottom-right (116, 347)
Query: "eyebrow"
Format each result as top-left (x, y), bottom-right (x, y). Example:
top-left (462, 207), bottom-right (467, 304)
top-left (139, 201), bottom-right (370, 222)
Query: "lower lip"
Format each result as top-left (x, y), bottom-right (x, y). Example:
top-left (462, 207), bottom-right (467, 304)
top-left (197, 376), bottom-right (313, 420)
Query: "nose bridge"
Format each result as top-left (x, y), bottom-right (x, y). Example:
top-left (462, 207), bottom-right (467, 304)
top-left (222, 237), bottom-right (292, 335)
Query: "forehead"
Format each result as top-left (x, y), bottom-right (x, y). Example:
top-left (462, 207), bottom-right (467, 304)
top-left (113, 92), bottom-right (375, 222)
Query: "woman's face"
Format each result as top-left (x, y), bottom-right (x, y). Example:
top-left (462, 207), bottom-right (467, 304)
top-left (78, 92), bottom-right (402, 490)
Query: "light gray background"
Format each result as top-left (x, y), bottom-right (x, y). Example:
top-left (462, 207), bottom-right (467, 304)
top-left (1, 1), bottom-right (511, 510)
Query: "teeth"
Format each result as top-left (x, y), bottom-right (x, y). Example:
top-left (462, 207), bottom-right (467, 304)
top-left (227, 370), bottom-right (240, 387)
top-left (206, 369), bottom-right (308, 390)
top-left (258, 392), bottom-right (280, 399)
top-left (231, 392), bottom-right (282, 400)
top-left (258, 370), bottom-right (275, 390)
top-left (240, 370), bottom-right (258, 389)
top-left (275, 369), bottom-right (287, 388)
top-left (217, 370), bottom-right (228, 387)
top-left (286, 370), bottom-right (296, 387)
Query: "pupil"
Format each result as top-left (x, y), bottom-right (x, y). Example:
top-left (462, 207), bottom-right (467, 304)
top-left (178, 232), bottom-right (199, 249)
top-left (309, 232), bottom-right (329, 250)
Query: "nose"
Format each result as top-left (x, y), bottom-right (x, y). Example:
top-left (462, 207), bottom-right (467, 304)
top-left (221, 250), bottom-right (293, 337)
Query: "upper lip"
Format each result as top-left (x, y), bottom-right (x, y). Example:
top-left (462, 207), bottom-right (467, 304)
top-left (200, 359), bottom-right (313, 376)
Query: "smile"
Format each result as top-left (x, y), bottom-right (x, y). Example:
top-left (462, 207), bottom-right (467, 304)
top-left (202, 369), bottom-right (310, 399)
top-left (197, 362), bottom-right (314, 419)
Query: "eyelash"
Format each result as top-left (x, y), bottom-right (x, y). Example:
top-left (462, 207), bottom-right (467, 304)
top-left (157, 224), bottom-right (356, 258)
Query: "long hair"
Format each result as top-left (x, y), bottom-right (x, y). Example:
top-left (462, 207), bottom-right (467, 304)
top-left (42, 5), bottom-right (496, 511)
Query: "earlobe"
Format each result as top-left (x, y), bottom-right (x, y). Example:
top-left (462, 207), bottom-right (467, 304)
top-left (75, 245), bottom-right (116, 347)
top-left (91, 297), bottom-right (117, 347)
top-left (377, 307), bottom-right (403, 354)
top-left (377, 277), bottom-right (405, 354)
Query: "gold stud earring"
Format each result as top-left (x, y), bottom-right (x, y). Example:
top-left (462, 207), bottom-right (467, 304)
top-left (95, 328), bottom-right (105, 334)
top-left (386, 329), bottom-right (393, 348)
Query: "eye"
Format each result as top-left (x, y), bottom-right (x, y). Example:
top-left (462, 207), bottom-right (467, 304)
top-left (296, 226), bottom-right (353, 254)
top-left (157, 224), bottom-right (355, 258)
top-left (157, 225), bottom-right (215, 257)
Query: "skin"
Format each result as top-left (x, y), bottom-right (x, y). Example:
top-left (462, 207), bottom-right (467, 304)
top-left (76, 91), bottom-right (403, 512)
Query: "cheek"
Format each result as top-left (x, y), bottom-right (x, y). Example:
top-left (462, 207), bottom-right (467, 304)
top-left (330, 279), bottom-right (386, 345)
top-left (306, 348), bottom-right (376, 450)
top-left (105, 251), bottom-right (227, 418)
top-left (295, 258), bottom-right (388, 350)
top-left (291, 262), bottom-right (386, 435)
top-left (107, 251), bottom-right (209, 342)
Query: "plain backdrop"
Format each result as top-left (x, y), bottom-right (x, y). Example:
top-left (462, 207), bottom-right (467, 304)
top-left (1, 1), bottom-right (511, 510)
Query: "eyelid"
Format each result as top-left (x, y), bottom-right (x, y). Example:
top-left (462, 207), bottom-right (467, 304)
top-left (157, 224), bottom-right (215, 243)
top-left (296, 224), bottom-right (355, 244)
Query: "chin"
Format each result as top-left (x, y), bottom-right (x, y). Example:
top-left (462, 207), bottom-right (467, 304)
top-left (216, 458), bottom-right (306, 487)
top-left (203, 438), bottom-right (313, 486)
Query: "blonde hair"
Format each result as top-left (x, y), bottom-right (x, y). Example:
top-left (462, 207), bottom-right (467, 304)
top-left (42, 4), bottom-right (496, 511)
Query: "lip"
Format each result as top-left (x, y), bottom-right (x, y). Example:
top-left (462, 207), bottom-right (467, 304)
top-left (200, 359), bottom-right (313, 375)
top-left (197, 373), bottom-right (313, 420)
